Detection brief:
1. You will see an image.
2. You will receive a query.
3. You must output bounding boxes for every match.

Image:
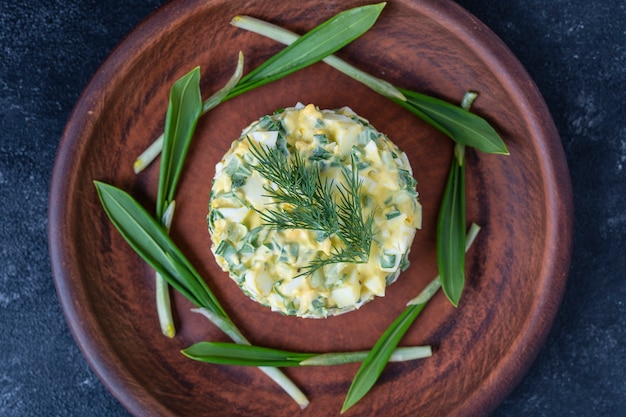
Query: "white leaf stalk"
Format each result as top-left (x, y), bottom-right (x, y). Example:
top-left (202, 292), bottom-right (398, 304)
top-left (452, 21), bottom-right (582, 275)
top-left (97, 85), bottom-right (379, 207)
top-left (461, 91), bottom-right (478, 110)
top-left (301, 346), bottom-right (432, 366)
top-left (453, 91), bottom-right (478, 166)
top-left (156, 200), bottom-right (177, 338)
top-left (192, 308), bottom-right (310, 409)
top-left (134, 135), bottom-right (164, 174)
top-left (230, 15), bottom-right (405, 101)
top-left (134, 52), bottom-right (245, 173)
top-left (407, 222), bottom-right (481, 306)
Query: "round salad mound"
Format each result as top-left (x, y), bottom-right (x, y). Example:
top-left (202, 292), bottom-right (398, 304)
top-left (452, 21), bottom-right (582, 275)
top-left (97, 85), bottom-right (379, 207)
top-left (208, 103), bottom-right (421, 318)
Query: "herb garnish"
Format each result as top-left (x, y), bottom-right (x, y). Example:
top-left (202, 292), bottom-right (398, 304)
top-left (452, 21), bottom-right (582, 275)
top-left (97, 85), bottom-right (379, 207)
top-left (437, 92), bottom-right (477, 307)
top-left (94, 180), bottom-right (431, 409)
top-left (230, 16), bottom-right (509, 155)
top-left (246, 139), bottom-right (374, 275)
top-left (182, 342), bottom-right (431, 367)
top-left (100, 3), bottom-right (389, 409)
top-left (153, 66), bottom-right (203, 338)
top-left (94, 181), bottom-right (310, 408)
top-left (341, 92), bottom-right (482, 412)
top-left (230, 19), bottom-right (507, 409)
top-left (133, 3), bottom-right (387, 172)
top-left (95, 3), bottom-right (513, 412)
top-left (341, 223), bottom-right (481, 413)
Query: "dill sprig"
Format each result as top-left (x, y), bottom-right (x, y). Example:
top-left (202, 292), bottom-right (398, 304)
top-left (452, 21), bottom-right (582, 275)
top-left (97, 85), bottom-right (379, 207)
top-left (246, 139), bottom-right (374, 275)
top-left (307, 156), bottom-right (375, 272)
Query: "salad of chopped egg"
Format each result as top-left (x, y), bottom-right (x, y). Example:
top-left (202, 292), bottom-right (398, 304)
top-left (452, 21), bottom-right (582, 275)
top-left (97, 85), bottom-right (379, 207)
top-left (208, 103), bottom-right (421, 318)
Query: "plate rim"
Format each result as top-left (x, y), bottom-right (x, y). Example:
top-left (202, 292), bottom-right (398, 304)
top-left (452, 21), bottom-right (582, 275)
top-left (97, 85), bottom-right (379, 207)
top-left (48, 0), bottom-right (574, 416)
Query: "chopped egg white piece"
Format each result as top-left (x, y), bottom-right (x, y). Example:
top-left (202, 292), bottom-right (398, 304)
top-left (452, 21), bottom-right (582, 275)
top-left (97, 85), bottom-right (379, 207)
top-left (208, 104), bottom-right (421, 318)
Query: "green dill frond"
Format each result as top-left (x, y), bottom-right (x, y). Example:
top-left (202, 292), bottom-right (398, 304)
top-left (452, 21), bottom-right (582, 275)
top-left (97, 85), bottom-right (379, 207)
top-left (247, 140), bottom-right (374, 275)
top-left (335, 156), bottom-right (374, 255)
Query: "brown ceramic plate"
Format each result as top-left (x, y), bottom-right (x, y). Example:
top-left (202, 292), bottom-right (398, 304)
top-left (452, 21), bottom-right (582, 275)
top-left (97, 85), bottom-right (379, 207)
top-left (49, 0), bottom-right (573, 416)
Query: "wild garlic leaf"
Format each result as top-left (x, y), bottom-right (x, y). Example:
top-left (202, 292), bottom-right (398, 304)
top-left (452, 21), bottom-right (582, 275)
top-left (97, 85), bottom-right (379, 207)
top-left (183, 342), bottom-right (432, 368)
top-left (232, 16), bottom-right (508, 156)
top-left (94, 181), bottom-right (227, 316)
top-left (156, 66), bottom-right (202, 219)
top-left (227, 3), bottom-right (386, 98)
top-left (134, 4), bottom-right (386, 173)
top-left (342, 224), bottom-right (481, 412)
top-left (341, 304), bottom-right (426, 413)
top-left (397, 89), bottom-right (508, 155)
top-left (230, 14), bottom-right (405, 100)
top-left (436, 151), bottom-right (466, 307)
top-left (182, 342), bottom-right (314, 367)
top-left (436, 91), bottom-right (479, 307)
top-left (95, 180), bottom-right (311, 408)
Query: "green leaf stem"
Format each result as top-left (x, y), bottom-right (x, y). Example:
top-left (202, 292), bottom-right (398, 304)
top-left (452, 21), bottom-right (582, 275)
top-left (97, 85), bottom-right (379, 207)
top-left (134, 4), bottom-right (386, 172)
top-left (152, 66), bottom-right (202, 338)
top-left (93, 181), bottom-right (310, 408)
top-left (133, 53), bottom-right (244, 174)
top-left (156, 200), bottom-right (176, 338)
top-left (226, 3), bottom-right (386, 99)
top-left (156, 67), bottom-right (202, 219)
top-left (231, 16), bottom-right (508, 156)
top-left (341, 304), bottom-right (426, 413)
top-left (436, 91), bottom-right (478, 306)
top-left (230, 14), bottom-right (405, 100)
top-left (95, 181), bottom-right (225, 314)
top-left (182, 342), bottom-right (431, 367)
top-left (394, 89), bottom-right (507, 155)
top-left (436, 151), bottom-right (466, 306)
top-left (341, 223), bottom-right (481, 413)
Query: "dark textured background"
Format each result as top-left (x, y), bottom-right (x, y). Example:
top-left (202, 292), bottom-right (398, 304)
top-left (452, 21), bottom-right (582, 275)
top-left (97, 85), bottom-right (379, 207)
top-left (1, 0), bottom-right (624, 415)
